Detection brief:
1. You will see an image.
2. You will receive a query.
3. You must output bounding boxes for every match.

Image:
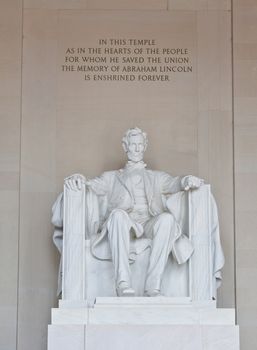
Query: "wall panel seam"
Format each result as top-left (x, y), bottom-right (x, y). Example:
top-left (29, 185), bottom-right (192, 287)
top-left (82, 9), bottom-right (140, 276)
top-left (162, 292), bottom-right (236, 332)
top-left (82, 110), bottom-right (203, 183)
top-left (16, 0), bottom-right (24, 349)
top-left (231, 0), bottom-right (238, 323)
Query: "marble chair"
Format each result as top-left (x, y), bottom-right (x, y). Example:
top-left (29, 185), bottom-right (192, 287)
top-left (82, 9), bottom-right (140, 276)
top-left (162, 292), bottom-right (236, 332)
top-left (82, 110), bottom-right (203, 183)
top-left (52, 183), bottom-right (224, 302)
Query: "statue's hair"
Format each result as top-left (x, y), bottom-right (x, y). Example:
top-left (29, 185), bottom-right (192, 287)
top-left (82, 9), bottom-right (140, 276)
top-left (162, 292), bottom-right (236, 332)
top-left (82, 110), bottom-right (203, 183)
top-left (122, 127), bottom-right (148, 150)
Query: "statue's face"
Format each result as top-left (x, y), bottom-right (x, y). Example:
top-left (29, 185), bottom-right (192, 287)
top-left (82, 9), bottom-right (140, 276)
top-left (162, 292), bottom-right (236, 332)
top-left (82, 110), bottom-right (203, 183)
top-left (126, 134), bottom-right (146, 162)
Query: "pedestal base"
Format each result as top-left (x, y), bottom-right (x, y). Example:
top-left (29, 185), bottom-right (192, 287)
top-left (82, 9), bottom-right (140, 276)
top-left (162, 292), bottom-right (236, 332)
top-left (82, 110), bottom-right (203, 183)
top-left (48, 298), bottom-right (240, 350)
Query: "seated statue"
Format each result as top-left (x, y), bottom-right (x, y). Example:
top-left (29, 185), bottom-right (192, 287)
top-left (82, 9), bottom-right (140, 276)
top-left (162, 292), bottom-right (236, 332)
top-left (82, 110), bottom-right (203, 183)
top-left (52, 127), bottom-right (225, 299)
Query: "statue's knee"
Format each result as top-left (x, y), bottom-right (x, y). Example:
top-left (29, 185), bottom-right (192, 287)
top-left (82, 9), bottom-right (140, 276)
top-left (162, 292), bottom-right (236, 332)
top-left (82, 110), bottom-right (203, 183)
top-left (158, 212), bottom-right (175, 226)
top-left (108, 209), bottom-right (130, 239)
top-left (110, 209), bottom-right (128, 222)
top-left (153, 213), bottom-right (175, 239)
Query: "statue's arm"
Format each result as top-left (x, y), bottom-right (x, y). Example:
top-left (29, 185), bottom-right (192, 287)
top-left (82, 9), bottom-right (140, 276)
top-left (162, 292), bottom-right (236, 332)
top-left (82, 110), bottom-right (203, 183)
top-left (181, 175), bottom-right (204, 190)
top-left (160, 172), bottom-right (204, 194)
top-left (65, 172), bottom-right (109, 195)
top-left (160, 172), bottom-right (184, 194)
top-left (88, 173), bottom-right (110, 196)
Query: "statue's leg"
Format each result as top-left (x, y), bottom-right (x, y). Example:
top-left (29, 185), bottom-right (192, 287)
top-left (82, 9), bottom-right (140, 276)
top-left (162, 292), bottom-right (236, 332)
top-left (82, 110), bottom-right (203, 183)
top-left (144, 213), bottom-right (176, 296)
top-left (106, 209), bottom-right (135, 296)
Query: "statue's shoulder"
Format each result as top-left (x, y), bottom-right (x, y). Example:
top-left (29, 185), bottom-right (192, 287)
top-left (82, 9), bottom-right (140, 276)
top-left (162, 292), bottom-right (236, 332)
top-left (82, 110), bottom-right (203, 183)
top-left (145, 168), bottom-right (156, 175)
top-left (100, 170), bottom-right (118, 179)
top-left (145, 168), bottom-right (169, 177)
top-left (98, 169), bottom-right (124, 183)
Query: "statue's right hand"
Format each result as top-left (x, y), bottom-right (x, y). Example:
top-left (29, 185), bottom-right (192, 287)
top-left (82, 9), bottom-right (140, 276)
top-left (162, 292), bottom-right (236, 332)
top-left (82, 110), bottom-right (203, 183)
top-left (64, 173), bottom-right (86, 191)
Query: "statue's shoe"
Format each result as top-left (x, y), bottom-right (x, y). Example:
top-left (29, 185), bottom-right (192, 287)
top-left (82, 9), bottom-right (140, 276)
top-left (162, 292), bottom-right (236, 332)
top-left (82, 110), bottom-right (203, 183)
top-left (116, 282), bottom-right (135, 297)
top-left (144, 289), bottom-right (162, 297)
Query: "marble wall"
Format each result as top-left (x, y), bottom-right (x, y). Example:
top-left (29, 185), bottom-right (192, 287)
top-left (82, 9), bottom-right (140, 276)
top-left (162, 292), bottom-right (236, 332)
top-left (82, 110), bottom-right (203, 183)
top-left (17, 10), bottom-right (58, 349)
top-left (233, 1), bottom-right (257, 349)
top-left (0, 0), bottom-right (255, 349)
top-left (0, 0), bottom-right (22, 349)
top-left (19, 4), bottom-right (234, 349)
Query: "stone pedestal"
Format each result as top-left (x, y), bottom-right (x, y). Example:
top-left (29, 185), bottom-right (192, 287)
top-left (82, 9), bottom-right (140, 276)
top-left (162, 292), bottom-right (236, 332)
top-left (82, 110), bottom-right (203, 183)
top-left (48, 298), bottom-right (239, 350)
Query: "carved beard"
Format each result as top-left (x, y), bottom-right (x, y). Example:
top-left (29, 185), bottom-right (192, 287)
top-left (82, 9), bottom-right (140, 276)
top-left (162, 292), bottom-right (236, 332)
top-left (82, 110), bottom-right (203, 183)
top-left (125, 160), bottom-right (147, 172)
top-left (126, 151), bottom-right (144, 162)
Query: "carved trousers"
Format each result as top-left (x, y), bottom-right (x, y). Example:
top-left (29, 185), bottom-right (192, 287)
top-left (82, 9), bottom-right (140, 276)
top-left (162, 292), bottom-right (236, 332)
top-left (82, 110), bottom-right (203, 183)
top-left (107, 209), bottom-right (176, 292)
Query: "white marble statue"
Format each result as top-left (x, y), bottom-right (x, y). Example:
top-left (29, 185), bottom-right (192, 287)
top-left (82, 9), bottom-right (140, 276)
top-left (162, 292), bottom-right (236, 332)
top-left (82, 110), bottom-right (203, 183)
top-left (52, 127), bottom-right (225, 299)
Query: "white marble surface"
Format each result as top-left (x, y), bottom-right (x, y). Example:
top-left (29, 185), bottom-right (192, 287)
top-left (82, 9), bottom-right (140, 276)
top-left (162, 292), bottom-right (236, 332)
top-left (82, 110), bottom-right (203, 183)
top-left (48, 325), bottom-right (85, 350)
top-left (52, 308), bottom-right (88, 325)
top-left (88, 307), bottom-right (235, 326)
top-left (94, 296), bottom-right (193, 306)
top-left (87, 325), bottom-right (239, 350)
top-left (48, 316), bottom-right (239, 350)
top-left (188, 184), bottom-right (212, 300)
top-left (86, 325), bottom-right (203, 350)
top-left (202, 325), bottom-right (240, 350)
top-left (91, 299), bottom-right (235, 325)
top-left (51, 298), bottom-right (235, 326)
top-left (62, 181), bottom-right (86, 300)
top-left (48, 298), bottom-right (239, 349)
top-left (48, 324), bottom-right (239, 350)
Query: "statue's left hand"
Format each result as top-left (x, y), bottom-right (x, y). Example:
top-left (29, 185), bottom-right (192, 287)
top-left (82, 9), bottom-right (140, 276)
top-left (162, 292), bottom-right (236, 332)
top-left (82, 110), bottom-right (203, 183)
top-left (183, 175), bottom-right (204, 191)
top-left (64, 173), bottom-right (86, 191)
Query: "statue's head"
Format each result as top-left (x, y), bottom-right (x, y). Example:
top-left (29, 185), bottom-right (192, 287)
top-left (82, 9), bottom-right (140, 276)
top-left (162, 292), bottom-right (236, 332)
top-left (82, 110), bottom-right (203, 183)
top-left (122, 127), bottom-right (148, 162)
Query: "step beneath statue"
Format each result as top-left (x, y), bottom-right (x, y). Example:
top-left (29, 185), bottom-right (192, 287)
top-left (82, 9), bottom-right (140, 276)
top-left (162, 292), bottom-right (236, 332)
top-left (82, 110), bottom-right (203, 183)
top-left (52, 298), bottom-right (235, 326)
top-left (48, 324), bottom-right (240, 350)
top-left (93, 297), bottom-right (224, 309)
top-left (59, 297), bottom-right (215, 308)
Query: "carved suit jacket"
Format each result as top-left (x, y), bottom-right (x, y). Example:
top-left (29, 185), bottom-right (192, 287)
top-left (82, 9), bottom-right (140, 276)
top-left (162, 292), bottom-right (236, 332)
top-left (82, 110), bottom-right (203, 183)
top-left (90, 168), bottom-right (184, 219)
top-left (89, 168), bottom-right (194, 264)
